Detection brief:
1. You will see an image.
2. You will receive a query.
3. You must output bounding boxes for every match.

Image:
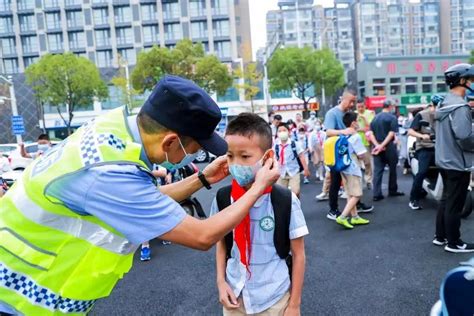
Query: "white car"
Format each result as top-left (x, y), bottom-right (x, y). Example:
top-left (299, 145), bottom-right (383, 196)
top-left (0, 142), bottom-right (58, 170)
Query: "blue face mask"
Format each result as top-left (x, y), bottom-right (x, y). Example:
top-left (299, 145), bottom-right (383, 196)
top-left (160, 138), bottom-right (198, 172)
top-left (37, 144), bottom-right (51, 153)
top-left (229, 162), bottom-right (262, 187)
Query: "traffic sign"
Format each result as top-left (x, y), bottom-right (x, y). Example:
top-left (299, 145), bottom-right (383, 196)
top-left (11, 115), bottom-right (25, 135)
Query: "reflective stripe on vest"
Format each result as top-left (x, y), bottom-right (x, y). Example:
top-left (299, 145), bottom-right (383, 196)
top-left (10, 182), bottom-right (135, 255)
top-left (1, 262), bottom-right (95, 314)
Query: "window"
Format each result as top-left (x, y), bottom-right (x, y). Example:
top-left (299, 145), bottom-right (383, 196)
top-left (93, 8), bottom-right (108, 25)
top-left (143, 25), bottom-right (159, 43)
top-left (390, 77), bottom-right (401, 95)
top-left (17, 0), bottom-right (34, 10)
top-left (164, 23), bottom-right (182, 40)
top-left (21, 35), bottom-right (37, 53)
top-left (19, 14), bottom-right (35, 31)
top-left (66, 10), bottom-right (83, 28)
top-left (116, 27), bottom-right (133, 45)
top-left (68, 31), bottom-right (85, 49)
top-left (95, 29), bottom-right (110, 46)
top-left (43, 0), bottom-right (59, 7)
top-left (189, 0), bottom-right (205, 16)
top-left (191, 21), bottom-right (207, 38)
top-left (24, 56), bottom-right (38, 67)
top-left (46, 12), bottom-right (61, 29)
top-left (96, 50), bottom-right (112, 68)
top-left (436, 76), bottom-right (447, 92)
top-left (162, 2), bottom-right (180, 19)
top-left (65, 0), bottom-right (81, 5)
top-left (48, 33), bottom-right (63, 50)
top-left (215, 40), bottom-right (231, 59)
top-left (0, 16), bottom-right (13, 33)
top-left (211, 0), bottom-right (228, 15)
top-left (372, 78), bottom-right (386, 96)
top-left (114, 6), bottom-right (131, 24)
top-left (422, 76), bottom-right (432, 93)
top-left (3, 58), bottom-right (18, 73)
top-left (1, 37), bottom-right (15, 54)
top-left (141, 4), bottom-right (156, 21)
top-left (118, 48), bottom-right (136, 65)
top-left (0, 0), bottom-right (11, 11)
top-left (213, 20), bottom-right (229, 37)
top-left (405, 77), bottom-right (418, 94)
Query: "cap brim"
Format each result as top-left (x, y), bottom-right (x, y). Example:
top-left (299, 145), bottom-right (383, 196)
top-left (197, 132), bottom-right (228, 156)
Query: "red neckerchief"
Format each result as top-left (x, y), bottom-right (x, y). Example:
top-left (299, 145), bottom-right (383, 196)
top-left (231, 180), bottom-right (272, 276)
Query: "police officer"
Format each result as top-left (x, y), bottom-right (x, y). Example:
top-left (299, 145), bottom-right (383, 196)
top-left (434, 64), bottom-right (474, 253)
top-left (407, 95), bottom-right (444, 210)
top-left (0, 75), bottom-right (280, 315)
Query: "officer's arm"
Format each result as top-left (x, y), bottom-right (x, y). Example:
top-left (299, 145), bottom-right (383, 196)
top-left (159, 159), bottom-right (280, 251)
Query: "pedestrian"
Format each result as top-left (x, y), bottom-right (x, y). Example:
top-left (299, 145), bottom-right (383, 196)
top-left (274, 123), bottom-right (310, 198)
top-left (306, 111), bottom-right (319, 131)
top-left (324, 88), bottom-right (373, 220)
top-left (370, 100), bottom-right (405, 201)
top-left (20, 133), bottom-right (52, 159)
top-left (335, 112), bottom-right (371, 229)
top-left (407, 95), bottom-right (443, 210)
top-left (309, 121), bottom-right (326, 182)
top-left (297, 124), bottom-right (311, 184)
top-left (212, 113), bottom-right (308, 316)
top-left (434, 63), bottom-right (474, 253)
top-left (270, 114), bottom-right (282, 139)
top-left (0, 75), bottom-right (280, 315)
top-left (356, 99), bottom-right (375, 189)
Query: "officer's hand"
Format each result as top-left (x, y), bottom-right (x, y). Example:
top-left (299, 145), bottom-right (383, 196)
top-left (202, 156), bottom-right (229, 184)
top-left (254, 158), bottom-right (280, 191)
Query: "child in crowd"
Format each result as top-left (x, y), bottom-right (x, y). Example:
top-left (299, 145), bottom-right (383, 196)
top-left (297, 124), bottom-right (310, 184)
top-left (211, 113), bottom-right (308, 315)
top-left (336, 112), bottom-right (371, 229)
top-left (309, 121), bottom-right (326, 182)
top-left (275, 123), bottom-right (310, 198)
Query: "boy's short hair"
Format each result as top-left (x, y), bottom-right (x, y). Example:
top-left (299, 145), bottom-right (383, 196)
top-left (273, 114), bottom-right (282, 121)
top-left (37, 134), bottom-right (50, 141)
top-left (277, 122), bottom-right (289, 130)
top-left (225, 113), bottom-right (272, 151)
top-left (343, 111), bottom-right (358, 128)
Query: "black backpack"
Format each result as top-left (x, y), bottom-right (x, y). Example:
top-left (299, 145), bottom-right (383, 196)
top-left (216, 184), bottom-right (293, 277)
top-left (275, 142), bottom-right (304, 172)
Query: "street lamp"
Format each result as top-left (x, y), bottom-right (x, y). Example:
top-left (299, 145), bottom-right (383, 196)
top-left (263, 31), bottom-right (283, 112)
top-left (0, 75), bottom-right (22, 143)
top-left (118, 55), bottom-right (132, 110)
top-left (317, 17), bottom-right (336, 108)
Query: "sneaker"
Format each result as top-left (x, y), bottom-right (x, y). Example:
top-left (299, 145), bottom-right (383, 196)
top-left (316, 192), bottom-right (329, 201)
top-left (340, 191), bottom-right (348, 199)
top-left (357, 203), bottom-right (374, 213)
top-left (445, 240), bottom-right (474, 253)
top-left (140, 247), bottom-right (151, 261)
top-left (389, 191), bottom-right (405, 197)
top-left (373, 195), bottom-right (384, 202)
top-left (409, 200), bottom-right (422, 210)
top-left (319, 175), bottom-right (325, 181)
top-left (338, 189), bottom-right (344, 197)
top-left (350, 216), bottom-right (370, 225)
top-left (366, 183), bottom-right (372, 190)
top-left (336, 216), bottom-right (354, 229)
top-left (303, 177), bottom-right (310, 184)
top-left (326, 209), bottom-right (341, 221)
top-left (432, 237), bottom-right (447, 246)
top-left (162, 240), bottom-right (172, 245)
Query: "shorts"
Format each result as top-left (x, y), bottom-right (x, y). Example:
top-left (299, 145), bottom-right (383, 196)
top-left (341, 173), bottom-right (363, 197)
top-left (223, 291), bottom-right (290, 316)
top-left (277, 173), bottom-right (301, 194)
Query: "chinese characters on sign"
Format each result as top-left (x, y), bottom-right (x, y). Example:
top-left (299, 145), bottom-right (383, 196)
top-left (272, 104), bottom-right (306, 112)
top-left (385, 60), bottom-right (463, 75)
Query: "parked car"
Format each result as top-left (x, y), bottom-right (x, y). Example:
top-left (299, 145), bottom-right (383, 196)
top-left (2, 141), bottom-right (59, 170)
top-left (193, 149), bottom-right (217, 163)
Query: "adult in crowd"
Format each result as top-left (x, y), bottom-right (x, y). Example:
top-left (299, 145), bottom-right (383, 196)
top-left (434, 63), bottom-right (474, 253)
top-left (356, 98), bottom-right (375, 189)
top-left (324, 88), bottom-right (373, 220)
top-left (270, 114), bottom-right (283, 139)
top-left (370, 99), bottom-right (405, 201)
top-left (407, 95), bottom-right (443, 210)
top-left (0, 75), bottom-right (280, 315)
top-left (20, 134), bottom-right (52, 159)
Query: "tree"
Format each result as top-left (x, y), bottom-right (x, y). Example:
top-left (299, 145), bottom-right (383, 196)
top-left (267, 46), bottom-right (344, 112)
top-left (469, 50), bottom-right (474, 64)
top-left (234, 62), bottom-right (262, 112)
top-left (131, 39), bottom-right (233, 95)
top-left (25, 53), bottom-right (108, 135)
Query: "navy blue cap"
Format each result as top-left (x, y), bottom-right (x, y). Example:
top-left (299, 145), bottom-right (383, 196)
top-left (141, 75), bottom-right (227, 156)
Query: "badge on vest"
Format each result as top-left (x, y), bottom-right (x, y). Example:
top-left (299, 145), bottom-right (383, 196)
top-left (259, 216), bottom-right (275, 231)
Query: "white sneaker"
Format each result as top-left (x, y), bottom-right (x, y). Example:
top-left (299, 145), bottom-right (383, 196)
top-left (316, 192), bottom-right (329, 201)
top-left (319, 175), bottom-right (325, 181)
top-left (340, 191), bottom-right (348, 199)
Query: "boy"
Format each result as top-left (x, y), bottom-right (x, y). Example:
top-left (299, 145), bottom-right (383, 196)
top-left (211, 113), bottom-right (308, 315)
top-left (296, 124), bottom-right (310, 184)
top-left (275, 123), bottom-right (310, 197)
top-left (336, 112), bottom-right (371, 229)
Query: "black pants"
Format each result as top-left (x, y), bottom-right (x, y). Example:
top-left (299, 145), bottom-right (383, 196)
top-left (435, 169), bottom-right (471, 245)
top-left (373, 145), bottom-right (398, 197)
top-left (409, 149), bottom-right (435, 201)
top-left (329, 169), bottom-right (342, 211)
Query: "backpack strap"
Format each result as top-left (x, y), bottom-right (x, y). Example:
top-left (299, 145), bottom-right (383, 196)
top-left (216, 185), bottom-right (233, 259)
top-left (275, 143), bottom-right (280, 161)
top-left (291, 141), bottom-right (304, 172)
top-left (270, 184), bottom-right (292, 259)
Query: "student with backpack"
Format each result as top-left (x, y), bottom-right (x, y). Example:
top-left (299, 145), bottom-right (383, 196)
top-left (333, 112), bottom-right (371, 229)
top-left (297, 124), bottom-right (311, 184)
top-left (275, 123), bottom-right (310, 198)
top-left (211, 113), bottom-right (308, 316)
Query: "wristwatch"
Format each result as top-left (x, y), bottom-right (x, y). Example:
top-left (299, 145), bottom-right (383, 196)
top-left (198, 171), bottom-right (212, 190)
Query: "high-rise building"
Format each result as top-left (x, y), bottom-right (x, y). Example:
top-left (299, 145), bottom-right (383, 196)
top-left (0, 0), bottom-right (252, 74)
top-left (449, 0), bottom-right (474, 54)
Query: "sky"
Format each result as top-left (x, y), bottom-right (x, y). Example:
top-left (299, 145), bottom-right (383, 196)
top-left (248, 0), bottom-right (335, 59)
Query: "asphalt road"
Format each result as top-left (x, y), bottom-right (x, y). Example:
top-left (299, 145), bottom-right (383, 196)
top-left (91, 167), bottom-right (473, 316)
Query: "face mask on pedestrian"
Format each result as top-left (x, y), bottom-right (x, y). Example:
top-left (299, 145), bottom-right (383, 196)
top-left (160, 137), bottom-right (198, 172)
top-left (278, 131), bottom-right (289, 141)
top-left (229, 150), bottom-right (271, 187)
top-left (310, 113), bottom-right (316, 119)
top-left (37, 144), bottom-right (51, 152)
top-left (315, 125), bottom-right (321, 132)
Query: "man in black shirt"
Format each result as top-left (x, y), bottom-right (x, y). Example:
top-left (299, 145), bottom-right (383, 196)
top-left (370, 100), bottom-right (405, 201)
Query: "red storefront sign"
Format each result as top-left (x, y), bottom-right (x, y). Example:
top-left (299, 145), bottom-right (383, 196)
top-left (365, 96), bottom-right (386, 109)
top-left (384, 60), bottom-right (464, 75)
top-left (272, 104), bottom-right (305, 111)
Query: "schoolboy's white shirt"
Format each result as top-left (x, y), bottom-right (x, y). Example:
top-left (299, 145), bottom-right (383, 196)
top-left (274, 139), bottom-right (304, 178)
top-left (210, 192), bottom-right (309, 314)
